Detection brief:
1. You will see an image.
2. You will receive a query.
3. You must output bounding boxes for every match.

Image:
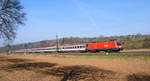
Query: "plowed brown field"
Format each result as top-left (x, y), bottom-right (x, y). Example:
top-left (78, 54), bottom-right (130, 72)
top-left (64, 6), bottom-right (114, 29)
top-left (0, 54), bottom-right (150, 81)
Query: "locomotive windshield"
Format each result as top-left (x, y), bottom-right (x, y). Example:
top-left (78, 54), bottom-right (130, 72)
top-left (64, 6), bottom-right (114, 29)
top-left (117, 42), bottom-right (121, 45)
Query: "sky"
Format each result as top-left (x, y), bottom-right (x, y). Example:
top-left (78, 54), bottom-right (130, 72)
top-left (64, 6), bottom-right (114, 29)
top-left (0, 0), bottom-right (150, 46)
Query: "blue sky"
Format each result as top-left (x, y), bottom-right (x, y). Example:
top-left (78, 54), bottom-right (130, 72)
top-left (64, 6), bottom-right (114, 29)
top-left (0, 0), bottom-right (150, 46)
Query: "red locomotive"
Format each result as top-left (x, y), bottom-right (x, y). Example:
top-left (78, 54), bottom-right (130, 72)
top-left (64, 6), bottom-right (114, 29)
top-left (12, 40), bottom-right (123, 53)
top-left (87, 40), bottom-right (122, 52)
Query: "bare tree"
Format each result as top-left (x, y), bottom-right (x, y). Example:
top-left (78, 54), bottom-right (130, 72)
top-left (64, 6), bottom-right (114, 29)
top-left (0, 0), bottom-right (26, 41)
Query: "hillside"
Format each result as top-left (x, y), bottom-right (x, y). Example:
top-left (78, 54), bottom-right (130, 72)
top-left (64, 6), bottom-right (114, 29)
top-left (0, 34), bottom-right (150, 53)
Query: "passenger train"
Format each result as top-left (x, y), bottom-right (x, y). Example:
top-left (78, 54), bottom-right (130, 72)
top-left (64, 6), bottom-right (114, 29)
top-left (11, 40), bottom-right (123, 53)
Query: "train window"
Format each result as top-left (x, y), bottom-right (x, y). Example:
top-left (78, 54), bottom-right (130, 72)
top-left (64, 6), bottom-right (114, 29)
top-left (65, 47), bottom-right (71, 49)
top-left (86, 44), bottom-right (88, 47)
top-left (48, 48), bottom-right (51, 50)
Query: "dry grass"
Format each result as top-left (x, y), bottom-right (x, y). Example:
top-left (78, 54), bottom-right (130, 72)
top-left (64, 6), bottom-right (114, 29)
top-left (0, 54), bottom-right (150, 81)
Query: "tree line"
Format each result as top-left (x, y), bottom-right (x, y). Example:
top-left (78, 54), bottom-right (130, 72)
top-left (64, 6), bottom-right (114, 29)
top-left (0, 34), bottom-right (150, 53)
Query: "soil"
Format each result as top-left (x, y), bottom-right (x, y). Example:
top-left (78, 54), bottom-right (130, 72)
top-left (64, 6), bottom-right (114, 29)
top-left (0, 54), bottom-right (150, 81)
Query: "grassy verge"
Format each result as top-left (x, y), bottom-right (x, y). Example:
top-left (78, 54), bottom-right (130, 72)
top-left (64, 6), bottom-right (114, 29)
top-left (121, 51), bottom-right (150, 53)
top-left (63, 54), bottom-right (150, 60)
top-left (3, 53), bottom-right (150, 60)
top-left (121, 49), bottom-right (150, 53)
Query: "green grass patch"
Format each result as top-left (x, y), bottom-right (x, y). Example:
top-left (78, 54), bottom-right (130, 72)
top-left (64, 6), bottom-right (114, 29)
top-left (121, 51), bottom-right (150, 53)
top-left (64, 54), bottom-right (150, 60)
